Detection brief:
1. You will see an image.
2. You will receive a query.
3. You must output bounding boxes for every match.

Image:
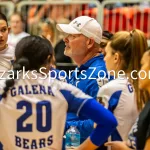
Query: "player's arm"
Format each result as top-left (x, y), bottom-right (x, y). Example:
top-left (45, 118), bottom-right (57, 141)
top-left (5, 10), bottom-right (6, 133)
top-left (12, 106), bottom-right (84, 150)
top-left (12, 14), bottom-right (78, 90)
top-left (74, 137), bottom-right (98, 150)
top-left (66, 78), bottom-right (109, 135)
top-left (60, 83), bottom-right (117, 149)
top-left (66, 99), bottom-right (118, 150)
top-left (76, 99), bottom-right (117, 149)
top-left (65, 78), bottom-right (98, 139)
top-left (105, 141), bottom-right (133, 150)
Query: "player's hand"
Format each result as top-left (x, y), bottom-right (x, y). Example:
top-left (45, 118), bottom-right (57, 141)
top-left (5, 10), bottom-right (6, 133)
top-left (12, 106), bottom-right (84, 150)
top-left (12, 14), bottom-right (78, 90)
top-left (105, 141), bottom-right (131, 150)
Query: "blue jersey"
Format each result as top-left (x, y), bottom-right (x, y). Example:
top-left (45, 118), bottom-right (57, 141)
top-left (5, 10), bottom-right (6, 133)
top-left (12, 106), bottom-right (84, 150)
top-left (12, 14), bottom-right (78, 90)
top-left (69, 54), bottom-right (107, 98)
top-left (66, 54), bottom-right (108, 143)
top-left (0, 72), bottom-right (117, 150)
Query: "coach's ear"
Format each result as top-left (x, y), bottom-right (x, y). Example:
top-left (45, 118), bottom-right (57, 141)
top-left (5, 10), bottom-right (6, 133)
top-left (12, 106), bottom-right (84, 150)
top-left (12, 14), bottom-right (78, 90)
top-left (87, 38), bottom-right (95, 49)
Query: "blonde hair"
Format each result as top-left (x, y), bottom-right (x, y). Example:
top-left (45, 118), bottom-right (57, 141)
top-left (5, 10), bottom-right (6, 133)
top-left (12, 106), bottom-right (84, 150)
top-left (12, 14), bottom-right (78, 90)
top-left (110, 29), bottom-right (148, 110)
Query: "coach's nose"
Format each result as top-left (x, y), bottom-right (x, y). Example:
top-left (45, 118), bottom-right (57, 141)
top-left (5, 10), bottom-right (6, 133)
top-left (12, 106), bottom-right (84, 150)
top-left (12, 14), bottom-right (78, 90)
top-left (63, 35), bottom-right (69, 43)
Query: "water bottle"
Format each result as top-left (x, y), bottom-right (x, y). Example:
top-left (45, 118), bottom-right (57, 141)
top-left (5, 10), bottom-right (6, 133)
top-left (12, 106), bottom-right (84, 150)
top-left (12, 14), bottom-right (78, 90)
top-left (65, 126), bottom-right (80, 148)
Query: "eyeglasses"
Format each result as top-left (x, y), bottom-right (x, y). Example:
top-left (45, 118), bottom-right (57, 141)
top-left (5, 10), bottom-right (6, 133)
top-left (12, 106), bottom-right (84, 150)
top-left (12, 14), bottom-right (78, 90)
top-left (64, 34), bottom-right (81, 41)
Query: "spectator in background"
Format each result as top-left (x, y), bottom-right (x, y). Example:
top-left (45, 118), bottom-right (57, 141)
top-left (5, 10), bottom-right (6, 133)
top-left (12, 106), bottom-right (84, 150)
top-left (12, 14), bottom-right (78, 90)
top-left (99, 30), bottom-right (113, 55)
top-left (40, 18), bottom-right (72, 64)
top-left (7, 12), bottom-right (29, 48)
top-left (57, 16), bottom-right (108, 150)
top-left (40, 19), bottom-right (56, 47)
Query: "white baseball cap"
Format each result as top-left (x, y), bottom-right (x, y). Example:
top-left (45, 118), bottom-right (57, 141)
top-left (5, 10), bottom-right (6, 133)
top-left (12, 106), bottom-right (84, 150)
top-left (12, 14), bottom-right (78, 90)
top-left (56, 16), bottom-right (102, 44)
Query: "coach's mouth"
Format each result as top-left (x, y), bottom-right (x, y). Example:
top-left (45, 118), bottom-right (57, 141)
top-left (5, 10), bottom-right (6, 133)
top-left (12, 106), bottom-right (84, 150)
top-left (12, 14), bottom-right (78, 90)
top-left (65, 45), bottom-right (70, 50)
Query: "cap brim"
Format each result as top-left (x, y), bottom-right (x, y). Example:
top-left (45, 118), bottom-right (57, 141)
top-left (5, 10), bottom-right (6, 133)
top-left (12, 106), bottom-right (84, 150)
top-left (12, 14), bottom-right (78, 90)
top-left (56, 24), bottom-right (81, 34)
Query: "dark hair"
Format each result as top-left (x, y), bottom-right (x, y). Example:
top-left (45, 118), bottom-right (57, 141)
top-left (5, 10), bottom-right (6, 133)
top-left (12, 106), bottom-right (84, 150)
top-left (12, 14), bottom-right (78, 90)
top-left (0, 12), bottom-right (8, 26)
top-left (99, 31), bottom-right (113, 49)
top-left (102, 31), bottom-right (113, 40)
top-left (2, 35), bottom-right (53, 98)
top-left (110, 29), bottom-right (148, 110)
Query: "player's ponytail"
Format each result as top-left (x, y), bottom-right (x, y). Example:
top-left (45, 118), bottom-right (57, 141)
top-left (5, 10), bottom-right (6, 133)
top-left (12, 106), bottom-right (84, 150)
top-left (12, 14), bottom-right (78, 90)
top-left (2, 57), bottom-right (30, 98)
top-left (130, 29), bottom-right (148, 110)
top-left (110, 29), bottom-right (148, 110)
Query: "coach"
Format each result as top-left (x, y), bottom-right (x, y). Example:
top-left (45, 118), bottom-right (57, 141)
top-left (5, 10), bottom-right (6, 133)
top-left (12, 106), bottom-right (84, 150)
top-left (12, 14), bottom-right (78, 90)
top-left (57, 16), bottom-right (108, 149)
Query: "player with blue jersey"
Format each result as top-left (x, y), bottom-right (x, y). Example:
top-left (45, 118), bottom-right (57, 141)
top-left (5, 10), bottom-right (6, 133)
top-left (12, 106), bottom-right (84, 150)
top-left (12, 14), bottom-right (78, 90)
top-left (0, 35), bottom-right (117, 150)
top-left (97, 29), bottom-right (148, 141)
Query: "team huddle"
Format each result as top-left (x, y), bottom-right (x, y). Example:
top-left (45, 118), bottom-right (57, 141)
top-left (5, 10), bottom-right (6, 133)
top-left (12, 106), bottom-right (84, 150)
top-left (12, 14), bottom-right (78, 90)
top-left (0, 11), bottom-right (149, 150)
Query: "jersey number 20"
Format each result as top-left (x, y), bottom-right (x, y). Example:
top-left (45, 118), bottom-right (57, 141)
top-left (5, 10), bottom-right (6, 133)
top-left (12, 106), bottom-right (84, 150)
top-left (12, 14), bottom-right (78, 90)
top-left (17, 100), bottom-right (51, 132)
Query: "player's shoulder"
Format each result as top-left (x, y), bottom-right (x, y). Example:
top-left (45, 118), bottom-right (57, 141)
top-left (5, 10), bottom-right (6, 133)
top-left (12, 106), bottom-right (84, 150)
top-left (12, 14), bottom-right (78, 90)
top-left (51, 78), bottom-right (75, 91)
top-left (99, 78), bottom-right (127, 94)
top-left (51, 78), bottom-right (91, 99)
